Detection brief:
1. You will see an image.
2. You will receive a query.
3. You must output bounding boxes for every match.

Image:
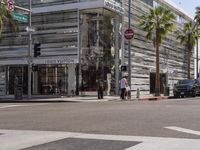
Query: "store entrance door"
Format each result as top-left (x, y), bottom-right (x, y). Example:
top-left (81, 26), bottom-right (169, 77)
top-left (7, 66), bottom-right (28, 95)
top-left (150, 73), bottom-right (167, 94)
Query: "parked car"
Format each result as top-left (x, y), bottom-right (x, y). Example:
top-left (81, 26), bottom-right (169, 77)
top-left (173, 79), bottom-right (200, 98)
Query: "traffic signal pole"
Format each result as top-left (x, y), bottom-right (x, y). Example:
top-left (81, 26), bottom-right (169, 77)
top-left (28, 0), bottom-right (32, 99)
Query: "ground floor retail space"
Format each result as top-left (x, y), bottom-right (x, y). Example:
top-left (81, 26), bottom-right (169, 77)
top-left (0, 64), bottom-right (171, 98)
top-left (0, 64), bottom-right (77, 97)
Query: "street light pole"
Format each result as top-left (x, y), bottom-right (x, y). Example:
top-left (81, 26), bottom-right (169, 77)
top-left (128, 0), bottom-right (132, 98)
top-left (28, 0), bottom-right (32, 99)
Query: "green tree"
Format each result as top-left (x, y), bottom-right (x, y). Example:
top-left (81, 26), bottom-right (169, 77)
top-left (177, 21), bottom-right (199, 79)
top-left (194, 7), bottom-right (200, 28)
top-left (0, 0), bottom-right (17, 41)
top-left (194, 7), bottom-right (200, 78)
top-left (140, 6), bottom-right (176, 96)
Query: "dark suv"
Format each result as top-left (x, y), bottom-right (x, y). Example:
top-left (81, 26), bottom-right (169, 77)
top-left (173, 79), bottom-right (200, 98)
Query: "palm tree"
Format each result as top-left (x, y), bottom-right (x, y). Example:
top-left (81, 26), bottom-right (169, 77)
top-left (194, 7), bottom-right (200, 78)
top-left (140, 6), bottom-right (176, 96)
top-left (194, 7), bottom-right (200, 28)
top-left (177, 21), bottom-right (199, 79)
top-left (0, 0), bottom-right (17, 41)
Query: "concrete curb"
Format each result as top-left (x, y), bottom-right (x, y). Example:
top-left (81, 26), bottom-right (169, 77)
top-left (138, 96), bottom-right (170, 101)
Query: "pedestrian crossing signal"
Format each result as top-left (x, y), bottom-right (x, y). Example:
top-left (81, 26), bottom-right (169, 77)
top-left (32, 64), bottom-right (38, 72)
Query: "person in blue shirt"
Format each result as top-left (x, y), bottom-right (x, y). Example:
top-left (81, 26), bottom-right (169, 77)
top-left (120, 76), bottom-right (128, 100)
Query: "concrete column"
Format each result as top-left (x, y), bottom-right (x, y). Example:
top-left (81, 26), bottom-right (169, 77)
top-left (68, 64), bottom-right (76, 96)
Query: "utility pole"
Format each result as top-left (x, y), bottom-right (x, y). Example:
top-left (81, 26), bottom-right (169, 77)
top-left (128, 0), bottom-right (132, 98)
top-left (28, 0), bottom-right (32, 99)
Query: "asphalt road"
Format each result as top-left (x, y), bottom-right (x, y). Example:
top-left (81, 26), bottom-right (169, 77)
top-left (0, 97), bottom-right (200, 149)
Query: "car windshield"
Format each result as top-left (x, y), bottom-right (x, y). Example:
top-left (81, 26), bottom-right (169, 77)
top-left (178, 79), bottom-right (194, 85)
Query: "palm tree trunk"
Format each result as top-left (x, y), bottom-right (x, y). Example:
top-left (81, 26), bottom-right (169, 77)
top-left (155, 41), bottom-right (160, 96)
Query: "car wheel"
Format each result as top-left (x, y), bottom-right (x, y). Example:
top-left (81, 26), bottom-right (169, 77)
top-left (174, 94), bottom-right (179, 98)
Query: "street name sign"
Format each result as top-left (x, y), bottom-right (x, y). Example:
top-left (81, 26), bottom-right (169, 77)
top-left (124, 28), bottom-right (134, 40)
top-left (12, 12), bottom-right (28, 23)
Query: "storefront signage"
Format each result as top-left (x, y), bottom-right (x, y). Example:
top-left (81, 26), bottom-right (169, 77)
top-left (33, 56), bottom-right (79, 64)
top-left (104, 0), bottom-right (124, 14)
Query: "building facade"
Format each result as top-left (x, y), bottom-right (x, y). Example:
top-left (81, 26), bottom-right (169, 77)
top-left (122, 0), bottom-right (193, 96)
top-left (0, 0), bottom-right (193, 98)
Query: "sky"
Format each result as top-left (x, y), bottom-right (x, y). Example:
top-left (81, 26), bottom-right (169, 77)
top-left (170, 0), bottom-right (200, 17)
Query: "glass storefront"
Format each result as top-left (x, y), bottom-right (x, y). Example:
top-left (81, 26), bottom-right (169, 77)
top-left (6, 66), bottom-right (28, 95)
top-left (33, 65), bottom-right (68, 95)
top-left (6, 65), bottom-right (68, 96)
top-left (80, 8), bottom-right (122, 93)
top-left (2, 3), bottom-right (123, 97)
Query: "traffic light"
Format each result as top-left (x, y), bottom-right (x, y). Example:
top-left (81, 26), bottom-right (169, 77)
top-left (121, 65), bottom-right (127, 71)
top-left (34, 43), bottom-right (41, 57)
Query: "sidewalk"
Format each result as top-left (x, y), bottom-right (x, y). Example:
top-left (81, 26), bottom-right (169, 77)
top-left (0, 96), bottom-right (121, 103)
top-left (0, 95), bottom-right (171, 102)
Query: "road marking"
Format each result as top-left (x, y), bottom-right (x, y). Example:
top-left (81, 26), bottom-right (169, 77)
top-left (0, 105), bottom-right (25, 109)
top-left (0, 104), bottom-right (47, 109)
top-left (0, 129), bottom-right (200, 150)
top-left (165, 126), bottom-right (200, 136)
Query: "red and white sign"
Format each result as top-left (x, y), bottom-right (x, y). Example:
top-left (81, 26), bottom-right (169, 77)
top-left (7, 0), bottom-right (14, 11)
top-left (124, 28), bottom-right (134, 40)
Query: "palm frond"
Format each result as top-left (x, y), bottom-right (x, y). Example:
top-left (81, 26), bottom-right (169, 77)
top-left (139, 6), bottom-right (176, 42)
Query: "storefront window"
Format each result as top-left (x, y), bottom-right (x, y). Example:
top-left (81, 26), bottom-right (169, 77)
top-left (33, 65), bottom-right (68, 95)
top-left (80, 8), bottom-right (122, 92)
top-left (7, 66), bottom-right (28, 95)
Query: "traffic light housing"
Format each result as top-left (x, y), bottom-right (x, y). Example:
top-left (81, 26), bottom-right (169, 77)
top-left (34, 43), bottom-right (41, 57)
top-left (121, 65), bottom-right (127, 71)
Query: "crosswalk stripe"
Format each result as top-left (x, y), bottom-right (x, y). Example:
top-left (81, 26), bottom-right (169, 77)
top-left (0, 129), bottom-right (200, 150)
top-left (165, 126), bottom-right (200, 136)
top-left (0, 105), bottom-right (25, 109)
top-left (0, 104), bottom-right (47, 109)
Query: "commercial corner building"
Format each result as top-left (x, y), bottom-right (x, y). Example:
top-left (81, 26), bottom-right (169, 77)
top-left (0, 0), bottom-right (193, 98)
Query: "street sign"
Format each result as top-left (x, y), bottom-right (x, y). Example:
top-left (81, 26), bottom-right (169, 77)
top-left (7, 0), bottom-right (14, 11)
top-left (124, 28), bottom-right (134, 40)
top-left (25, 26), bottom-right (35, 32)
top-left (12, 12), bottom-right (28, 23)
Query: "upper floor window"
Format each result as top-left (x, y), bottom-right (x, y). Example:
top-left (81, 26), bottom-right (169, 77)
top-left (141, 0), bottom-right (153, 6)
top-left (177, 15), bottom-right (186, 25)
top-left (153, 0), bottom-right (159, 7)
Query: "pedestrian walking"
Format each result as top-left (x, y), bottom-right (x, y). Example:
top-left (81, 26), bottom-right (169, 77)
top-left (120, 76), bottom-right (128, 100)
top-left (125, 85), bottom-right (131, 100)
top-left (97, 79), bottom-right (104, 99)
